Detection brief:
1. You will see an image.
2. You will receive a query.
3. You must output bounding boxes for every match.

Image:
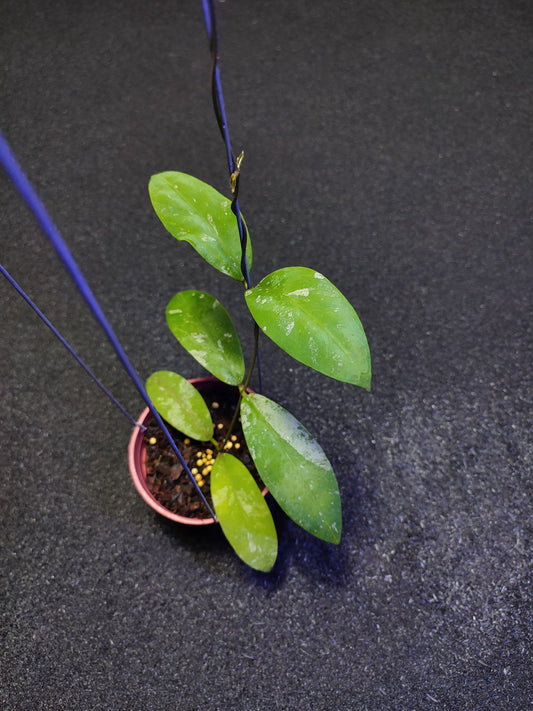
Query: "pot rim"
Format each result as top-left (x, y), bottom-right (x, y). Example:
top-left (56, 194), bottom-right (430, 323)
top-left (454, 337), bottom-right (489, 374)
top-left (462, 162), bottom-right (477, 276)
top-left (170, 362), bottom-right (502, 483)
top-left (127, 376), bottom-right (263, 525)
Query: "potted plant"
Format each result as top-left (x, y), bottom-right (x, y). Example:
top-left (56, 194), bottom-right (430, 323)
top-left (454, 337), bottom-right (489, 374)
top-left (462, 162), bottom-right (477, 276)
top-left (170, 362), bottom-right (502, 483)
top-left (128, 167), bottom-right (371, 572)
top-left (0, 3), bottom-right (370, 573)
top-left (0, 1), bottom-right (371, 574)
top-left (125, 0), bottom-right (372, 573)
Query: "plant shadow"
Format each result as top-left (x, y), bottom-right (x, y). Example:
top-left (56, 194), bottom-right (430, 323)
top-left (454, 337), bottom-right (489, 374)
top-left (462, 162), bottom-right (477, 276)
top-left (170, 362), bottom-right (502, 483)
top-left (154, 480), bottom-right (368, 593)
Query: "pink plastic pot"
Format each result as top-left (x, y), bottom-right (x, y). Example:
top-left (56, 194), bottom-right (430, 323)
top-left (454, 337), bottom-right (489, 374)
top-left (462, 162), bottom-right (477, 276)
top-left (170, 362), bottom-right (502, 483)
top-left (128, 376), bottom-right (264, 525)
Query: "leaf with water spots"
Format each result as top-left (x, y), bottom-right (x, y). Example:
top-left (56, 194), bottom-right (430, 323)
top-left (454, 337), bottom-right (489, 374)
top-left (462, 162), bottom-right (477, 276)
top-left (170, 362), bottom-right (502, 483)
top-left (211, 453), bottom-right (278, 572)
top-left (145, 371), bottom-right (213, 441)
top-left (241, 393), bottom-right (342, 544)
top-left (166, 290), bottom-right (245, 386)
top-left (149, 171), bottom-right (252, 281)
top-left (244, 266), bottom-right (371, 388)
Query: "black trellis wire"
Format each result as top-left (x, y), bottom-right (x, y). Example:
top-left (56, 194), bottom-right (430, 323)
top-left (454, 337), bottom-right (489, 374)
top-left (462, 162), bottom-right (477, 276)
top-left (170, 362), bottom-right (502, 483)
top-left (202, 0), bottom-right (263, 392)
top-left (202, 0), bottom-right (249, 279)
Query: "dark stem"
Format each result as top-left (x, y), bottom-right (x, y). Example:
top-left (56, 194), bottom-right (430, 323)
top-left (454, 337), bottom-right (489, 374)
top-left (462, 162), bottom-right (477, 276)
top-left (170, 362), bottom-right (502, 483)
top-left (243, 322), bottom-right (261, 393)
top-left (218, 322), bottom-right (260, 453)
top-left (203, 0), bottom-right (252, 288)
top-left (201, 0), bottom-right (263, 455)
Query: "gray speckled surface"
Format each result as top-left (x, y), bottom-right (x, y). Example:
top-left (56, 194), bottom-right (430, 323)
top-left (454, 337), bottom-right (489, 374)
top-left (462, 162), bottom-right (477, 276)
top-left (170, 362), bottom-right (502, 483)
top-left (1, 1), bottom-right (532, 709)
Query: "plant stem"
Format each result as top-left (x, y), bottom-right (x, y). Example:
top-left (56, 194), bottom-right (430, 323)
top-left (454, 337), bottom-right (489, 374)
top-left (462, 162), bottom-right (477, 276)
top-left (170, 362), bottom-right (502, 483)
top-left (218, 322), bottom-right (260, 453)
top-left (243, 321), bottom-right (261, 393)
top-left (202, 0), bottom-right (263, 455)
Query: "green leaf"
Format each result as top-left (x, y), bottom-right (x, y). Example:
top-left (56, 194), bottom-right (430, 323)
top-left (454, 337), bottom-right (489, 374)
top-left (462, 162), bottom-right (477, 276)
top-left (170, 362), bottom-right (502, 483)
top-left (145, 371), bottom-right (213, 441)
top-left (240, 393), bottom-right (342, 544)
top-left (166, 290), bottom-right (245, 386)
top-left (149, 171), bottom-right (252, 281)
top-left (245, 266), bottom-right (371, 389)
top-left (211, 453), bottom-right (278, 572)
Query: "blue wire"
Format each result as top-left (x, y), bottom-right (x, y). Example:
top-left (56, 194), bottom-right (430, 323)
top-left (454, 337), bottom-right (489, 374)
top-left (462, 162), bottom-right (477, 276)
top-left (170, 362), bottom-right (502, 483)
top-left (201, 0), bottom-right (262, 393)
top-left (201, 0), bottom-right (252, 289)
top-left (1, 263), bottom-right (141, 429)
top-left (0, 130), bottom-right (217, 520)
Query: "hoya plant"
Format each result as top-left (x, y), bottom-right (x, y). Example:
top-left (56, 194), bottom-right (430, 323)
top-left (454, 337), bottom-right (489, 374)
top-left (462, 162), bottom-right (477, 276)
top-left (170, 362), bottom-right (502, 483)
top-left (145, 170), bottom-right (371, 572)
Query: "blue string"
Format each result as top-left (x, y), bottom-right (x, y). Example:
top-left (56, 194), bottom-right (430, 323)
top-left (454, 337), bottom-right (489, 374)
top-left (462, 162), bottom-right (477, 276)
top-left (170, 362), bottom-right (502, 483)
top-left (1, 263), bottom-right (141, 429)
top-left (201, 0), bottom-right (263, 392)
top-left (0, 130), bottom-right (217, 520)
top-left (201, 0), bottom-right (251, 286)
top-left (202, 1), bottom-right (235, 171)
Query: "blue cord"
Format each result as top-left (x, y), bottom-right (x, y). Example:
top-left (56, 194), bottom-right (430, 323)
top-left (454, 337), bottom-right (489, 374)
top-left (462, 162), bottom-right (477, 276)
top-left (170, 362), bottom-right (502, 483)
top-left (0, 130), bottom-right (217, 520)
top-left (201, 0), bottom-right (262, 392)
top-left (201, 0), bottom-right (252, 287)
top-left (1, 263), bottom-right (141, 429)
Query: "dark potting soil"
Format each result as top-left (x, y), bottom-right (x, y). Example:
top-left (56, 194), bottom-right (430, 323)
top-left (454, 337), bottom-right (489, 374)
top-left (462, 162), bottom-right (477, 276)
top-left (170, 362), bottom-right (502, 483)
top-left (143, 388), bottom-right (261, 519)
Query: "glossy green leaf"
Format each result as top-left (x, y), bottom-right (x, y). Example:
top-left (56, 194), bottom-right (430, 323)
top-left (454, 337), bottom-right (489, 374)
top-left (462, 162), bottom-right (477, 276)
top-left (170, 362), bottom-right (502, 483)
top-left (211, 453), bottom-right (278, 572)
top-left (245, 266), bottom-right (371, 389)
top-left (241, 393), bottom-right (342, 544)
top-left (166, 290), bottom-right (245, 386)
top-left (149, 171), bottom-right (252, 281)
top-left (145, 371), bottom-right (213, 441)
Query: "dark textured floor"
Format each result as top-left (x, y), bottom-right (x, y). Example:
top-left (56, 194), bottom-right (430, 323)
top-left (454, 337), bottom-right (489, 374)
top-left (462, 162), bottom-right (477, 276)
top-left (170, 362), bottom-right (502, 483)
top-left (1, 2), bottom-right (532, 709)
